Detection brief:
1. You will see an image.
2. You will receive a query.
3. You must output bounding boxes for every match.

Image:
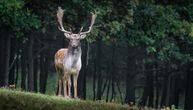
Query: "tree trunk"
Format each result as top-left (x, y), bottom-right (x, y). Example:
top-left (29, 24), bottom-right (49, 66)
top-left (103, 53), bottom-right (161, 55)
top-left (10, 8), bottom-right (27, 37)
top-left (125, 73), bottom-right (136, 104)
top-left (15, 54), bottom-right (19, 88)
top-left (96, 37), bottom-right (103, 100)
top-left (39, 51), bottom-right (45, 93)
top-left (27, 35), bottom-right (34, 91)
top-left (184, 62), bottom-right (193, 110)
top-left (169, 75), bottom-right (180, 107)
top-left (155, 65), bottom-right (159, 108)
top-left (139, 62), bottom-right (154, 107)
top-left (105, 61), bottom-right (111, 102)
top-left (148, 64), bottom-right (154, 107)
top-left (116, 81), bottom-right (123, 104)
top-left (166, 71), bottom-right (172, 106)
top-left (93, 59), bottom-right (96, 100)
top-left (160, 64), bottom-right (169, 107)
top-left (110, 78), bottom-right (116, 102)
top-left (15, 39), bottom-right (20, 88)
top-left (33, 57), bottom-right (38, 92)
top-left (139, 80), bottom-right (148, 106)
top-left (110, 41), bottom-right (116, 102)
top-left (9, 37), bottom-right (16, 85)
top-left (0, 31), bottom-right (5, 87)
top-left (102, 78), bottom-right (108, 96)
top-left (21, 44), bottom-right (27, 90)
top-left (106, 78), bottom-right (111, 102)
top-left (173, 76), bottom-right (180, 108)
top-left (78, 41), bottom-right (89, 99)
top-left (4, 34), bottom-right (11, 87)
top-left (39, 50), bottom-right (49, 93)
top-left (125, 47), bottom-right (136, 104)
top-left (82, 41), bottom-right (89, 99)
top-left (33, 37), bottom-right (39, 92)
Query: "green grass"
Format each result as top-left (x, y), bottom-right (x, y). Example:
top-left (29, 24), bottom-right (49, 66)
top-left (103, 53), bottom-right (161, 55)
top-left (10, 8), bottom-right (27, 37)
top-left (0, 89), bottom-right (129, 110)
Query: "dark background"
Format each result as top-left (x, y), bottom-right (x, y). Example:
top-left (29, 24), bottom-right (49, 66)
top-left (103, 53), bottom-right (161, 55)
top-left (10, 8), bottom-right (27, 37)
top-left (0, 0), bottom-right (193, 109)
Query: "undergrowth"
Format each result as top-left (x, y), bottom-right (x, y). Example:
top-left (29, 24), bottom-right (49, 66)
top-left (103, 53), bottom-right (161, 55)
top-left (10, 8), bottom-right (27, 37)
top-left (0, 89), bottom-right (182, 110)
top-left (0, 89), bottom-right (128, 110)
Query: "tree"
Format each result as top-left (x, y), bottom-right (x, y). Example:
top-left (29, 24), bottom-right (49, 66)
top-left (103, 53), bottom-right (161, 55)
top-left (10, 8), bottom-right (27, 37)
top-left (0, 0), bottom-right (41, 88)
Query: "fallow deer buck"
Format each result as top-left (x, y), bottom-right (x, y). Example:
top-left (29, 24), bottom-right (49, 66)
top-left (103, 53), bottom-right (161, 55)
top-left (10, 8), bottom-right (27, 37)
top-left (54, 7), bottom-right (96, 98)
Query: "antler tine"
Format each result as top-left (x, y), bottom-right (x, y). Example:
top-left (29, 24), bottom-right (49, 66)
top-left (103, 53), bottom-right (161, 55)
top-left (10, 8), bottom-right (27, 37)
top-left (57, 7), bottom-right (71, 34)
top-left (79, 11), bottom-right (97, 35)
top-left (90, 12), bottom-right (97, 27)
top-left (69, 27), bottom-right (72, 32)
top-left (78, 26), bottom-right (84, 33)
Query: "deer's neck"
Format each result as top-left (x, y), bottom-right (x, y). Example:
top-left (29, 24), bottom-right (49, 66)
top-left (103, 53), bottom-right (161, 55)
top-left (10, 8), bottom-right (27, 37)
top-left (64, 45), bottom-right (82, 70)
top-left (67, 45), bottom-right (81, 57)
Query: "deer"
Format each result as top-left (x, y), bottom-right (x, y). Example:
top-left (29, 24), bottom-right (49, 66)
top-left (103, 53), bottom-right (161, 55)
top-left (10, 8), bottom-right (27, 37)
top-left (54, 7), bottom-right (96, 98)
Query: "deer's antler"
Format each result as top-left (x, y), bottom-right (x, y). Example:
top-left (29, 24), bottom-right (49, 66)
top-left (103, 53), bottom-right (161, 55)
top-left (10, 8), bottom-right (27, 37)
top-left (57, 7), bottom-right (72, 34)
top-left (79, 11), bottom-right (97, 35)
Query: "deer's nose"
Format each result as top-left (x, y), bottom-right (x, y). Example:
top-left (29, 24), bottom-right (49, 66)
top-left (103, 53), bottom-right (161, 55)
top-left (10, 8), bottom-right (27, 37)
top-left (72, 44), bottom-right (76, 47)
top-left (72, 43), bottom-right (77, 47)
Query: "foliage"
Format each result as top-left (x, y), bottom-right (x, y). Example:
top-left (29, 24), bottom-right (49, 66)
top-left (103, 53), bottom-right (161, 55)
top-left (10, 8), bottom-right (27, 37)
top-left (126, 3), bottom-right (192, 62)
top-left (187, 4), bottom-right (193, 22)
top-left (0, 0), bottom-right (41, 37)
top-left (190, 24), bottom-right (193, 38)
top-left (56, 0), bottom-right (193, 62)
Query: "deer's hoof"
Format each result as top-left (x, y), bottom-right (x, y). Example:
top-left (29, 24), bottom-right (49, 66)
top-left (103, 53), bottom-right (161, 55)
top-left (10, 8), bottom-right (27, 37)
top-left (74, 97), bottom-right (80, 100)
top-left (58, 94), bottom-right (62, 97)
top-left (64, 96), bottom-right (72, 99)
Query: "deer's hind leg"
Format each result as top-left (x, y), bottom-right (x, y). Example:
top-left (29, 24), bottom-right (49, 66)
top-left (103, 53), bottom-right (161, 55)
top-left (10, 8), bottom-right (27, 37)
top-left (58, 78), bottom-right (62, 96)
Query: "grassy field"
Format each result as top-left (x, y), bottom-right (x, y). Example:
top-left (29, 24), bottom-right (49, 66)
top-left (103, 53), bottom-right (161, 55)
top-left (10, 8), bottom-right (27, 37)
top-left (0, 89), bottom-right (129, 110)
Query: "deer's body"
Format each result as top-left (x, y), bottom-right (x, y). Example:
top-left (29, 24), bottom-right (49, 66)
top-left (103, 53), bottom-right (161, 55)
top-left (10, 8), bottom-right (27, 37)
top-left (55, 48), bottom-right (82, 72)
top-left (55, 47), bottom-right (81, 97)
top-left (63, 46), bottom-right (82, 72)
top-left (55, 7), bottom-right (96, 98)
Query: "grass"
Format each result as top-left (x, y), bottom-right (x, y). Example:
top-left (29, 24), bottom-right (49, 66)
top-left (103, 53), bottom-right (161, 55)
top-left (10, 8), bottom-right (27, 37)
top-left (0, 89), bottom-right (129, 110)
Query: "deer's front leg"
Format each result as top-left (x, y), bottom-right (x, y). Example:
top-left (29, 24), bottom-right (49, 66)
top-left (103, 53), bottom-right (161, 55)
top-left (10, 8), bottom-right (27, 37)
top-left (68, 76), bottom-right (71, 97)
top-left (73, 71), bottom-right (79, 98)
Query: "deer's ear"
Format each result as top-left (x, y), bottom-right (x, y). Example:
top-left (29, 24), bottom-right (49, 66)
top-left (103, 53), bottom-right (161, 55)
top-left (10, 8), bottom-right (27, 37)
top-left (64, 33), bottom-right (71, 39)
top-left (80, 34), bottom-right (86, 39)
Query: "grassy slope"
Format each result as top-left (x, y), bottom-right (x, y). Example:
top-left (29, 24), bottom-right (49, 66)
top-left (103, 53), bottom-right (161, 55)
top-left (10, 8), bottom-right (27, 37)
top-left (0, 89), bottom-right (128, 110)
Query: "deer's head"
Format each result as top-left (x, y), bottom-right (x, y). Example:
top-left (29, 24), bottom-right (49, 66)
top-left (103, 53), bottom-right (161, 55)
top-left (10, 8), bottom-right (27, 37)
top-left (57, 7), bottom-right (97, 48)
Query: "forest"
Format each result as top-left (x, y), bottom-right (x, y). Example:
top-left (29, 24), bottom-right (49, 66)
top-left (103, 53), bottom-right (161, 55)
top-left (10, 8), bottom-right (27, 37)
top-left (0, 0), bottom-right (193, 110)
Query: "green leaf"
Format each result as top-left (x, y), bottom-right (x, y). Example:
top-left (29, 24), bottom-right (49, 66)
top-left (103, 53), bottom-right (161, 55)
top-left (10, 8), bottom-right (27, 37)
top-left (146, 46), bottom-right (156, 53)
